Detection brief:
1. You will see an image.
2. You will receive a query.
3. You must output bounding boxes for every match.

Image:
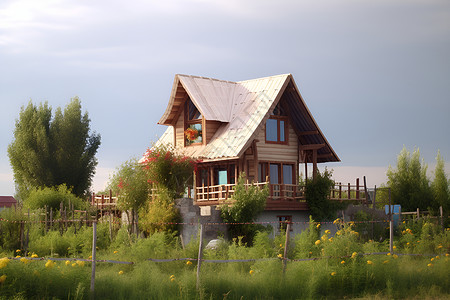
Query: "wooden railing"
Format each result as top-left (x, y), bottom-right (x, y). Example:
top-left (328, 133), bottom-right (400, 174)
top-left (195, 178), bottom-right (368, 204)
top-left (91, 192), bottom-right (118, 210)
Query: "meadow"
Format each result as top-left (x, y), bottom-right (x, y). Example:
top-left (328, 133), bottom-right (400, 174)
top-left (0, 209), bottom-right (448, 299)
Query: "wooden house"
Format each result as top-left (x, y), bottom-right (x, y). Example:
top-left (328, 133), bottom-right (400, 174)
top-left (153, 74), bottom-right (349, 228)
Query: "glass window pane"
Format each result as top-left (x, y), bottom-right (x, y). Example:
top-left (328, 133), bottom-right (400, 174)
top-left (280, 120), bottom-right (285, 142)
top-left (283, 165), bottom-right (293, 184)
top-left (266, 119), bottom-right (278, 141)
top-left (270, 164), bottom-right (279, 184)
top-left (218, 170), bottom-right (227, 185)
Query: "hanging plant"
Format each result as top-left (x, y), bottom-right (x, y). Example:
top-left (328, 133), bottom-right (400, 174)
top-left (184, 127), bottom-right (199, 142)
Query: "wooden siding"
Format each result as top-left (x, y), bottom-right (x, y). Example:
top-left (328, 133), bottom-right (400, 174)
top-left (205, 120), bottom-right (222, 143)
top-left (256, 121), bottom-right (298, 163)
top-left (175, 111), bottom-right (184, 147)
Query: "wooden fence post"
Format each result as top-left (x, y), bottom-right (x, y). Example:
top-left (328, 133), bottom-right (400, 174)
top-left (90, 221), bottom-right (97, 296)
top-left (196, 224), bottom-right (204, 290)
top-left (388, 188), bottom-right (393, 254)
top-left (283, 222), bottom-right (291, 274)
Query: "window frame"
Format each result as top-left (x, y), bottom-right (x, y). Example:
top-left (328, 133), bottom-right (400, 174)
top-left (184, 99), bottom-right (203, 146)
top-left (265, 115), bottom-right (288, 144)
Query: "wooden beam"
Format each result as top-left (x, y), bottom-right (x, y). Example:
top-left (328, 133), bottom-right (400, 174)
top-left (301, 143), bottom-right (325, 150)
top-left (298, 130), bottom-right (319, 136)
top-left (252, 139), bottom-right (259, 182)
top-left (312, 149), bottom-right (318, 180)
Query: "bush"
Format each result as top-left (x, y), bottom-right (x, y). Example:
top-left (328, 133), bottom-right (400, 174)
top-left (25, 184), bottom-right (86, 211)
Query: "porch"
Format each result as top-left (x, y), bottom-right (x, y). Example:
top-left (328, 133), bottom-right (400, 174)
top-left (194, 178), bottom-right (369, 211)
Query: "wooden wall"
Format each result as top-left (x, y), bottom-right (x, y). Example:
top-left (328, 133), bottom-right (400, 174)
top-left (256, 121), bottom-right (298, 163)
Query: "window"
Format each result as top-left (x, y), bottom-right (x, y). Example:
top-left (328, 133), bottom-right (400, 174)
top-left (278, 215), bottom-right (292, 231)
top-left (265, 103), bottom-right (288, 144)
top-left (259, 163), bottom-right (294, 185)
top-left (185, 99), bottom-right (203, 145)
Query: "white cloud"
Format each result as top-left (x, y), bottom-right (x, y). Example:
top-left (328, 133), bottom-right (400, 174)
top-left (92, 166), bottom-right (115, 193)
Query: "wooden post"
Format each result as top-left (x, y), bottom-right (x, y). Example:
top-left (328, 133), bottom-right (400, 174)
top-left (196, 224), bottom-right (204, 290)
top-left (90, 221), bottom-right (97, 296)
top-left (356, 178), bottom-right (360, 200)
top-left (283, 222), bottom-right (291, 273)
top-left (389, 188), bottom-right (393, 254)
top-left (348, 183), bottom-right (351, 200)
top-left (416, 208), bottom-right (420, 219)
top-left (440, 206), bottom-right (444, 232)
top-left (45, 205), bottom-right (48, 232)
top-left (312, 150), bottom-right (317, 180)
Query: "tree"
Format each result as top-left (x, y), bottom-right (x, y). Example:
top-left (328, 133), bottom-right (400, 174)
top-left (8, 98), bottom-right (101, 199)
top-left (386, 147), bottom-right (432, 211)
top-left (305, 168), bottom-right (344, 221)
top-left (220, 173), bottom-right (269, 243)
top-left (431, 150), bottom-right (449, 212)
top-left (108, 158), bottom-right (149, 234)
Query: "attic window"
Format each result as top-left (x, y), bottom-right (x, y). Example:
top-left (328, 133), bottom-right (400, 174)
top-left (185, 98), bottom-right (203, 145)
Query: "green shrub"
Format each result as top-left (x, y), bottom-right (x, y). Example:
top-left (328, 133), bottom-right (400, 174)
top-left (25, 184), bottom-right (86, 211)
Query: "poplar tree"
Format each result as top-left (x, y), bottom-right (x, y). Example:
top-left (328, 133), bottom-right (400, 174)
top-left (431, 150), bottom-right (449, 212)
top-left (8, 97), bottom-right (101, 199)
top-left (386, 147), bottom-right (432, 211)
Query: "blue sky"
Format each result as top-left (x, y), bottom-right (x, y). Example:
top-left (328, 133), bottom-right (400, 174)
top-left (1, 0), bottom-right (449, 196)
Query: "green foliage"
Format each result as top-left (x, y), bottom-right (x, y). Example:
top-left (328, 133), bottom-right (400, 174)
top-left (0, 207), bottom-right (30, 251)
top-left (431, 150), bottom-right (450, 213)
top-left (139, 187), bottom-right (180, 235)
top-left (293, 216), bottom-right (321, 258)
top-left (8, 98), bottom-right (101, 199)
top-left (306, 168), bottom-right (344, 221)
top-left (220, 173), bottom-right (269, 243)
top-left (25, 184), bottom-right (86, 211)
top-left (141, 144), bottom-right (197, 198)
top-left (387, 147), bottom-right (433, 211)
top-left (108, 158), bottom-right (149, 213)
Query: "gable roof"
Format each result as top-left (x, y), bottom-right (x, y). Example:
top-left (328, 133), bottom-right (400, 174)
top-left (155, 74), bottom-right (339, 163)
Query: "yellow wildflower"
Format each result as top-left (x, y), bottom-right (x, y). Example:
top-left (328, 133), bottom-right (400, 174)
top-left (430, 258), bottom-right (435, 262)
top-left (277, 254), bottom-right (283, 258)
top-left (31, 253), bottom-right (38, 258)
top-left (0, 275), bottom-right (6, 284)
top-left (15, 249), bottom-right (21, 253)
top-left (316, 223), bottom-right (321, 228)
top-left (340, 260), bottom-right (345, 264)
top-left (406, 242), bottom-right (410, 246)
top-left (279, 244), bottom-right (283, 248)
top-left (427, 263), bottom-right (433, 267)
top-left (186, 261), bottom-right (192, 265)
top-left (367, 260), bottom-right (373, 265)
top-left (65, 260), bottom-right (71, 266)
top-left (336, 230), bottom-right (342, 236)
top-left (72, 263), bottom-right (77, 267)
top-left (170, 274), bottom-right (175, 282)
top-left (315, 240), bottom-right (321, 246)
top-left (325, 230), bottom-right (331, 234)
top-left (114, 251), bottom-right (118, 254)
top-left (393, 254), bottom-right (398, 259)
top-left (321, 235), bottom-right (327, 241)
top-left (45, 260), bottom-right (55, 269)
top-left (329, 237), bottom-right (333, 242)
top-left (435, 256), bottom-right (440, 260)
top-left (383, 260), bottom-right (389, 264)
top-left (249, 270), bottom-right (255, 275)
top-left (387, 253), bottom-right (391, 256)
top-left (437, 245), bottom-right (443, 249)
top-left (88, 256), bottom-right (92, 259)
top-left (20, 258), bottom-right (29, 264)
top-left (118, 270), bottom-right (124, 275)
top-left (76, 260), bottom-right (85, 267)
top-left (446, 253), bottom-right (449, 257)
top-left (333, 218), bottom-right (340, 224)
top-left (393, 246), bottom-right (397, 250)
top-left (330, 271), bottom-right (336, 276)
top-left (351, 252), bottom-right (358, 259)
top-left (15, 255), bottom-right (21, 258)
top-left (0, 257), bottom-right (10, 269)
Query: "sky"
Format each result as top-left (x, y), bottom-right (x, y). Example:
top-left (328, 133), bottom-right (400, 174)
top-left (1, 0), bottom-right (449, 196)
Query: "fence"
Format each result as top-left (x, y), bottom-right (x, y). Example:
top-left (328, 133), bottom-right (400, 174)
top-left (2, 214), bottom-right (448, 297)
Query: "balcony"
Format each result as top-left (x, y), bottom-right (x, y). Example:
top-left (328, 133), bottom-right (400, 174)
top-left (194, 179), bottom-right (368, 211)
